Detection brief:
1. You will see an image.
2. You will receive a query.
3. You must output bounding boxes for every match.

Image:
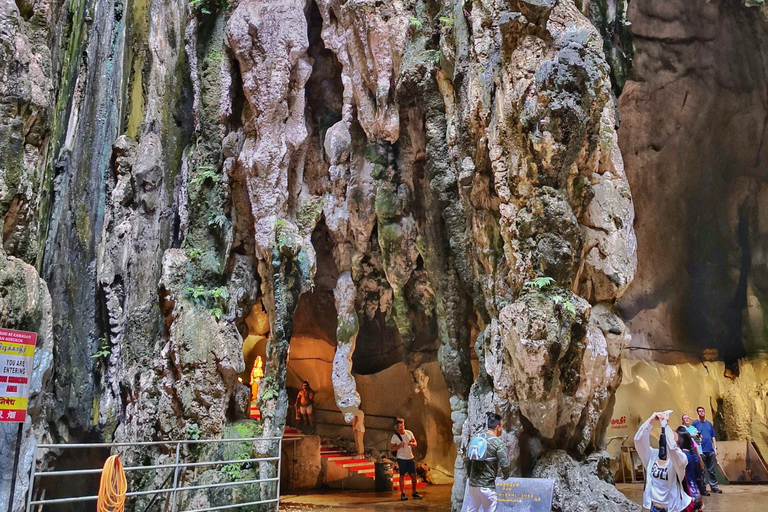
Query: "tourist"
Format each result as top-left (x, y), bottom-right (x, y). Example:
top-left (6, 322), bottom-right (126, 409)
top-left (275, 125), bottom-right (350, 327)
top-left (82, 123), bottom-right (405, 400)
top-left (294, 381), bottom-right (315, 430)
top-left (676, 427), bottom-right (704, 511)
top-left (352, 407), bottom-right (365, 458)
top-left (462, 412), bottom-right (511, 512)
top-left (390, 418), bottom-right (423, 501)
top-left (682, 414), bottom-right (707, 496)
top-left (692, 407), bottom-right (721, 494)
top-left (634, 411), bottom-right (692, 512)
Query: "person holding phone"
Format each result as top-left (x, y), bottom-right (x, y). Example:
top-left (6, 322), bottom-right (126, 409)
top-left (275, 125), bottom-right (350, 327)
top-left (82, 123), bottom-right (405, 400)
top-left (634, 411), bottom-right (692, 512)
top-left (390, 418), bottom-right (423, 501)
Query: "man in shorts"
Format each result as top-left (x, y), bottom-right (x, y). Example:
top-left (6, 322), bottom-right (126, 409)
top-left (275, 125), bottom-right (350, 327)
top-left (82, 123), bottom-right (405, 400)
top-left (390, 418), bottom-right (423, 501)
top-left (294, 381), bottom-right (315, 430)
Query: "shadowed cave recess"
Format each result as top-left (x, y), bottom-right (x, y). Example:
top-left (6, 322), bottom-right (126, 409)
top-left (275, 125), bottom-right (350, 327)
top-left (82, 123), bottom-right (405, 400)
top-left (1, 0), bottom-right (768, 511)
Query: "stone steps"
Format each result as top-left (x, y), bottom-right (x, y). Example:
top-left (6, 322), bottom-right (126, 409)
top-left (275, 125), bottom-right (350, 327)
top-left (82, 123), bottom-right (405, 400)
top-left (319, 439), bottom-right (426, 489)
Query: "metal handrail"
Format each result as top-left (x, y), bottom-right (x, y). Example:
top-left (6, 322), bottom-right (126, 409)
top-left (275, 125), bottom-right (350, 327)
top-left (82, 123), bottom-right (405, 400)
top-left (26, 435), bottom-right (285, 512)
top-left (313, 408), bottom-right (397, 422)
top-left (35, 436), bottom-right (283, 448)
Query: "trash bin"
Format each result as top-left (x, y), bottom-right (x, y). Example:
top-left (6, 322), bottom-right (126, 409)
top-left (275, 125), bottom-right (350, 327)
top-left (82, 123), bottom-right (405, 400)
top-left (375, 460), bottom-right (394, 492)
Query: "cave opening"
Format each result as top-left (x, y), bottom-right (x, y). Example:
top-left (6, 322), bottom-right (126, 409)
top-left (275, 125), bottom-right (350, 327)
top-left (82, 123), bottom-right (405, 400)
top-left (305, 0), bottom-right (344, 154)
top-left (35, 446), bottom-right (111, 512)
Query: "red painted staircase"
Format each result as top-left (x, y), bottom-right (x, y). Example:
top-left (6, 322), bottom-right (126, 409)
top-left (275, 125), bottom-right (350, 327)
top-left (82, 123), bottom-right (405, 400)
top-left (283, 426), bottom-right (302, 439)
top-left (320, 440), bottom-right (426, 491)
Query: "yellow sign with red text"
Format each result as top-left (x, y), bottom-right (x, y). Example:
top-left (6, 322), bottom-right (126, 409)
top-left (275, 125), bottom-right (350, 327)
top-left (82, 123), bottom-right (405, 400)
top-left (0, 328), bottom-right (36, 422)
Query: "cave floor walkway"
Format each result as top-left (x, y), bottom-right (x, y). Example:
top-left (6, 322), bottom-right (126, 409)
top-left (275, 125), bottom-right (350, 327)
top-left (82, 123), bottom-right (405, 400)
top-left (618, 483), bottom-right (768, 512)
top-left (280, 484), bottom-right (453, 510)
top-left (280, 483), bottom-right (768, 511)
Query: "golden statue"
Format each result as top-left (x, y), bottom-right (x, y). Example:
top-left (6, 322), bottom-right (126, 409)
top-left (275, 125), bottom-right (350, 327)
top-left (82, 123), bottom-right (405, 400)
top-left (250, 356), bottom-right (264, 403)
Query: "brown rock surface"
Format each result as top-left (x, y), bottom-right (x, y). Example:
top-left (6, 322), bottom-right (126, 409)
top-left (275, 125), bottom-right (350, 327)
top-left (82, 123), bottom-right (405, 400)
top-left (617, 0), bottom-right (768, 365)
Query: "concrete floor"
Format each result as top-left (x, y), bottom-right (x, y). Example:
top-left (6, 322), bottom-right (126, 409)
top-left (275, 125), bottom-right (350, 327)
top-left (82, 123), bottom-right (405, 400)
top-left (281, 483), bottom-right (768, 511)
top-left (618, 483), bottom-right (768, 512)
top-left (280, 484), bottom-right (453, 511)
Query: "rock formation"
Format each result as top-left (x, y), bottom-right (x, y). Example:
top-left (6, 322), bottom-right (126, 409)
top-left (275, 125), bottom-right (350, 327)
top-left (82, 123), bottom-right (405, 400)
top-left (617, 0), bottom-right (768, 366)
top-left (3, 0), bottom-right (766, 511)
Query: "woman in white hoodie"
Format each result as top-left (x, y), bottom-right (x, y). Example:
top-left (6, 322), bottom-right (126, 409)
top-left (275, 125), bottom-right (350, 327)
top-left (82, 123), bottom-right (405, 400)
top-left (634, 412), bottom-right (692, 512)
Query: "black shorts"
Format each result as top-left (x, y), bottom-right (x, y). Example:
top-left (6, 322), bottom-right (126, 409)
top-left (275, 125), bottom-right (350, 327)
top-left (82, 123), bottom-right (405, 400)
top-left (397, 458), bottom-right (416, 475)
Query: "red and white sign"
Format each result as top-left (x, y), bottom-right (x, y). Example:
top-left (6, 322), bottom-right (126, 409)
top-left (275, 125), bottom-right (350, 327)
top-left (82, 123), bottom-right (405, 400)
top-left (610, 415), bottom-right (628, 430)
top-left (0, 328), bottom-right (36, 422)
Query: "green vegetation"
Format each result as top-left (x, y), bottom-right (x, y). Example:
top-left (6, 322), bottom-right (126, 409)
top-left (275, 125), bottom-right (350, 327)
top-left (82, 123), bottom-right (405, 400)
top-left (190, 0), bottom-right (228, 15)
top-left (439, 16), bottom-right (454, 27)
top-left (184, 285), bottom-right (229, 320)
top-left (208, 212), bottom-right (230, 230)
top-left (190, 167), bottom-right (220, 185)
top-left (91, 337), bottom-right (111, 360)
top-left (424, 49), bottom-right (441, 65)
top-left (552, 295), bottom-right (576, 314)
top-left (259, 376), bottom-right (279, 401)
top-left (186, 247), bottom-right (203, 260)
top-left (408, 15), bottom-right (422, 29)
top-left (525, 276), bottom-right (556, 290)
top-left (523, 277), bottom-right (576, 314)
top-left (220, 463), bottom-right (243, 480)
top-left (186, 422), bottom-right (202, 440)
top-left (363, 143), bottom-right (388, 166)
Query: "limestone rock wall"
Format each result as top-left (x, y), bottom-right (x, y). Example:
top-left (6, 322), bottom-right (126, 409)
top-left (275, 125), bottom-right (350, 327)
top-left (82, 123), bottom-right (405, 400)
top-left (0, 255), bottom-right (54, 511)
top-left (617, 0), bottom-right (768, 366)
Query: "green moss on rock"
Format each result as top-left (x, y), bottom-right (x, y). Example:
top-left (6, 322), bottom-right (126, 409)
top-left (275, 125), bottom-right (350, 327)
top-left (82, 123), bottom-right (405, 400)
top-left (296, 196), bottom-right (325, 235)
top-left (374, 183), bottom-right (401, 222)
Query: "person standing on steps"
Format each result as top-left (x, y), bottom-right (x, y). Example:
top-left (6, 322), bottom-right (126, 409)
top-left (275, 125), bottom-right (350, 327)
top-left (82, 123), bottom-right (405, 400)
top-left (634, 411), bottom-right (691, 512)
top-left (294, 381), bottom-right (315, 431)
top-left (352, 408), bottom-right (365, 458)
top-left (462, 412), bottom-right (511, 512)
top-left (390, 418), bottom-right (423, 501)
top-left (692, 406), bottom-right (721, 494)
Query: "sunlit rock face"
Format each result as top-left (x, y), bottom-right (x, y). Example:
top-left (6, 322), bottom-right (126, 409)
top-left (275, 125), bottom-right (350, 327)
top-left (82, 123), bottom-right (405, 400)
top-left (0, 0), bottom-right (641, 510)
top-left (606, 357), bottom-right (768, 475)
top-left (617, 0), bottom-right (768, 366)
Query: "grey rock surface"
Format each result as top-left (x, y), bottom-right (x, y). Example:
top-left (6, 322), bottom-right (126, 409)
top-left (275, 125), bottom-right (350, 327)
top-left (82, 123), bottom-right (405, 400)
top-left (533, 450), bottom-right (641, 512)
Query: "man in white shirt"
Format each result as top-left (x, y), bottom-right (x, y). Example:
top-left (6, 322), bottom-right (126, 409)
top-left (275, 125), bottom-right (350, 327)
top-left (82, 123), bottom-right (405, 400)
top-left (352, 408), bottom-right (365, 458)
top-left (390, 418), bottom-right (423, 501)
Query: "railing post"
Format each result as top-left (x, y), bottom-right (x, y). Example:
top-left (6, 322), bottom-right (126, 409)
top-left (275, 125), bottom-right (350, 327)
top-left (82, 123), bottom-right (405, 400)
top-left (25, 444), bottom-right (37, 512)
top-left (171, 441), bottom-right (181, 512)
top-left (276, 438), bottom-right (282, 511)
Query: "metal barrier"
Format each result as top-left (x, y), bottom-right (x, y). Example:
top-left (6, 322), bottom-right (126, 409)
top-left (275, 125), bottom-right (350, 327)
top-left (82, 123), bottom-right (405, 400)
top-left (26, 436), bottom-right (284, 512)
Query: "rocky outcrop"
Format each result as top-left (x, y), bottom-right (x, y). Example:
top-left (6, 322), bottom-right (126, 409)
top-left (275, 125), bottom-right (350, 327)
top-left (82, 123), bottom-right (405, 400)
top-left (0, 254), bottom-right (54, 512)
top-left (0, 0), bottom-right (53, 265)
top-left (617, 0), bottom-right (768, 366)
top-left (533, 450), bottom-right (641, 512)
top-left (448, 1), bottom-right (636, 508)
top-left (0, 1), bottom-right (56, 508)
top-left (332, 272), bottom-right (361, 423)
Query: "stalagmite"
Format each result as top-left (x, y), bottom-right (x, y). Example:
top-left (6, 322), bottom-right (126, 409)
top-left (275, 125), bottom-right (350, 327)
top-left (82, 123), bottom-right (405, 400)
top-left (332, 272), bottom-right (361, 423)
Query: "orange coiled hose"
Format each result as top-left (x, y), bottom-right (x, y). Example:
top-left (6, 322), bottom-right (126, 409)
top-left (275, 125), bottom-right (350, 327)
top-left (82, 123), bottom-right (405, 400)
top-left (97, 455), bottom-right (127, 512)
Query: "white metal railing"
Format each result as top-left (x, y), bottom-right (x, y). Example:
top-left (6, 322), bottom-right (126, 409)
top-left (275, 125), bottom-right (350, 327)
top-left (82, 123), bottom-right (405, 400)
top-left (26, 436), bottom-right (284, 512)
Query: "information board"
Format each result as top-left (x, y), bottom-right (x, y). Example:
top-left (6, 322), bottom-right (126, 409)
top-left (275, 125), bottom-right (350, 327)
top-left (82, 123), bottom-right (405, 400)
top-left (496, 477), bottom-right (554, 512)
top-left (0, 328), bottom-right (36, 422)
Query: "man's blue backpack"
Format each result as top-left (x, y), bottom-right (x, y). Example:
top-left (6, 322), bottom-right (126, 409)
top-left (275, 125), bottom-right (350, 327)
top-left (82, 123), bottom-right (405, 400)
top-left (467, 435), bottom-right (496, 461)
